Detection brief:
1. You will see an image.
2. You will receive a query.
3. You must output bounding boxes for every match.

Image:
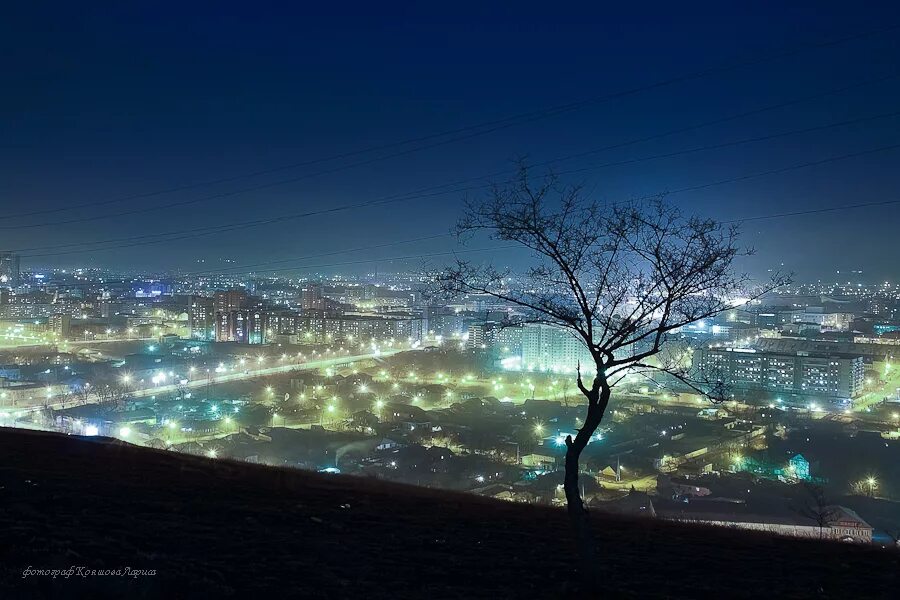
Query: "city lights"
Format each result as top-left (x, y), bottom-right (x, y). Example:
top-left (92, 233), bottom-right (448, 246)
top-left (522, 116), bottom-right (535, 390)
top-left (3, 19), bottom-right (900, 588)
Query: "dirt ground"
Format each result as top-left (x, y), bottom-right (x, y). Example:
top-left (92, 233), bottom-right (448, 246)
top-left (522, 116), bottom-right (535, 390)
top-left (0, 427), bottom-right (897, 598)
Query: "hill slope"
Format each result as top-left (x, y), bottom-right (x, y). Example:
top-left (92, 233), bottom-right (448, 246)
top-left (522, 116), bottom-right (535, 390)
top-left (0, 427), bottom-right (897, 599)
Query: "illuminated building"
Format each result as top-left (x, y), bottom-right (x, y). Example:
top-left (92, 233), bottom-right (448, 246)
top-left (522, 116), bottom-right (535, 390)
top-left (214, 289), bottom-right (259, 342)
top-left (519, 323), bottom-right (593, 373)
top-left (217, 309), bottom-right (269, 344)
top-left (289, 312), bottom-right (422, 344)
top-left (215, 289), bottom-right (249, 316)
top-left (0, 252), bottom-right (20, 288)
top-left (788, 454), bottom-right (810, 480)
top-left (495, 324), bottom-right (523, 355)
top-left (422, 305), bottom-right (469, 338)
top-left (48, 314), bottom-right (71, 337)
top-left (696, 347), bottom-right (864, 400)
top-left (267, 310), bottom-right (300, 335)
top-left (189, 296), bottom-right (215, 341)
top-left (300, 284), bottom-right (326, 311)
top-left (467, 321), bottom-right (501, 350)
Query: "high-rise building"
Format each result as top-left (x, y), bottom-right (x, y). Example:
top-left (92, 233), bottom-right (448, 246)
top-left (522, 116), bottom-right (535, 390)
top-left (214, 289), bottom-right (250, 342)
top-left (212, 289), bottom-right (269, 343)
top-left (520, 323), bottom-right (592, 373)
top-left (695, 347), bottom-right (864, 400)
top-left (300, 284), bottom-right (325, 311)
top-left (217, 309), bottom-right (269, 344)
top-left (467, 321), bottom-right (501, 350)
top-left (215, 288), bottom-right (249, 315)
top-left (189, 296), bottom-right (215, 340)
top-left (268, 309), bottom-right (300, 335)
top-left (496, 324), bottom-right (524, 357)
top-left (48, 314), bottom-right (72, 338)
top-left (0, 252), bottom-right (20, 288)
top-left (290, 312), bottom-right (423, 344)
top-left (423, 305), bottom-right (469, 338)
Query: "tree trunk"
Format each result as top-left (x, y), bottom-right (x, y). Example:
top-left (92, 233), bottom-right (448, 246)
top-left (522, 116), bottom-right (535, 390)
top-left (564, 439), bottom-right (595, 583)
top-left (563, 384), bottom-right (610, 585)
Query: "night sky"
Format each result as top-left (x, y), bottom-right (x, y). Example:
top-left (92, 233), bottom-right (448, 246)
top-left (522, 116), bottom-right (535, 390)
top-left (2, 2), bottom-right (900, 279)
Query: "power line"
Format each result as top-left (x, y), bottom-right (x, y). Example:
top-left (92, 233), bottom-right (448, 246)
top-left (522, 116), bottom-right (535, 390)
top-left (16, 107), bottom-right (900, 256)
top-left (182, 234), bottom-right (453, 274)
top-left (20, 138), bottom-right (900, 260)
top-left (727, 198), bottom-right (900, 223)
top-left (27, 246), bottom-right (518, 284)
top-left (21, 186), bottom-right (900, 282)
top-left (141, 184), bottom-right (900, 277)
top-left (186, 190), bottom-right (900, 278)
top-left (544, 110), bottom-right (900, 180)
top-left (178, 246), bottom-right (520, 277)
top-left (7, 23), bottom-right (899, 223)
top-left (9, 69), bottom-right (897, 238)
top-left (531, 77), bottom-right (900, 169)
top-left (656, 140), bottom-right (900, 197)
top-left (0, 143), bottom-right (486, 230)
top-left (167, 141), bottom-right (900, 276)
top-left (61, 146), bottom-right (900, 278)
top-left (15, 188), bottom-right (461, 255)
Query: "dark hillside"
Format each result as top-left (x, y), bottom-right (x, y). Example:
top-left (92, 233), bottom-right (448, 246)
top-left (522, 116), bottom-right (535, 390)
top-left (0, 427), bottom-right (897, 598)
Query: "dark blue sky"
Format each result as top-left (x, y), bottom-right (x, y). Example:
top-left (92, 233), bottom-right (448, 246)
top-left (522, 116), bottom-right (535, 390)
top-left (2, 2), bottom-right (900, 279)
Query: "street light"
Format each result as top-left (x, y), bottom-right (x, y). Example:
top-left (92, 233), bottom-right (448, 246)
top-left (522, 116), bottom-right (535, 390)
top-left (856, 476), bottom-right (879, 498)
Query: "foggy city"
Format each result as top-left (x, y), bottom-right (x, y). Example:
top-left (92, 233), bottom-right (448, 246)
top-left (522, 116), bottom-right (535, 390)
top-left (1, 3), bottom-right (899, 598)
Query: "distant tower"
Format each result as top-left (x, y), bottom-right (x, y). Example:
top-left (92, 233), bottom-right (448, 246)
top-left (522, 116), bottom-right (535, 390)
top-left (214, 288), bottom-right (250, 342)
top-left (0, 252), bottom-right (20, 288)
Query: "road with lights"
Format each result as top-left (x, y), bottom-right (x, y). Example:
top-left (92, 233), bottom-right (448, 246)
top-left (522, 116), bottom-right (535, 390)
top-left (126, 349), bottom-right (406, 399)
top-left (3, 348), bottom-right (410, 414)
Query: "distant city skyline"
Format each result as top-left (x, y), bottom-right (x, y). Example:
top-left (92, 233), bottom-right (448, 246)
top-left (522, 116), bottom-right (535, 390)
top-left (4, 7), bottom-right (900, 594)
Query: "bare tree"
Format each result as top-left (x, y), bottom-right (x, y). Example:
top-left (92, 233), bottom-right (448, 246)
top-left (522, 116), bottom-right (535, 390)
top-left (90, 366), bottom-right (131, 409)
top-left (851, 477), bottom-right (879, 498)
top-left (439, 164), bottom-right (784, 577)
top-left (795, 483), bottom-right (833, 540)
top-left (71, 370), bottom-right (130, 409)
top-left (173, 381), bottom-right (190, 403)
top-left (94, 382), bottom-right (127, 408)
top-left (72, 382), bottom-right (94, 406)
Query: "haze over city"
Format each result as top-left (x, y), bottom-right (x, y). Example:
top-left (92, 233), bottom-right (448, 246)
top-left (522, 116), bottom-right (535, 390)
top-left (2, 3), bottom-right (900, 598)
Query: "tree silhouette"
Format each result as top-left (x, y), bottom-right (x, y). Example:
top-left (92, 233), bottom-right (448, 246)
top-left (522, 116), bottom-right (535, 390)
top-left (439, 164), bottom-right (785, 579)
top-left (795, 483), bottom-right (833, 540)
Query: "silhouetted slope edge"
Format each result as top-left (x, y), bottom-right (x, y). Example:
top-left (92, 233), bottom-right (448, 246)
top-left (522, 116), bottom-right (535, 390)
top-left (0, 427), bottom-right (896, 599)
